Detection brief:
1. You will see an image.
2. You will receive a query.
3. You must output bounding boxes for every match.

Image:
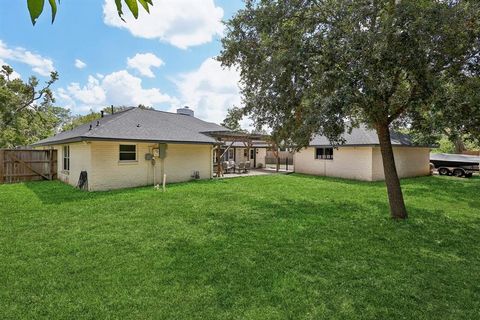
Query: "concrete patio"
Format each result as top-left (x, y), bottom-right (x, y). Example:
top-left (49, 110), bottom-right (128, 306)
top-left (216, 168), bottom-right (293, 179)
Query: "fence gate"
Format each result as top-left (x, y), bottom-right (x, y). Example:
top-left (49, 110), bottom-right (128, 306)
top-left (0, 149), bottom-right (57, 184)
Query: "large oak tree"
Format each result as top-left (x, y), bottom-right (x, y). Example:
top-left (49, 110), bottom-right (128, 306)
top-left (219, 0), bottom-right (480, 219)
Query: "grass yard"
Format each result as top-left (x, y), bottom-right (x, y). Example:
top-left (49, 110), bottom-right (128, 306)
top-left (1, 174), bottom-right (479, 319)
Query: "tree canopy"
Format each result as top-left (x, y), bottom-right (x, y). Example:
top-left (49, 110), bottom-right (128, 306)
top-left (26, 0), bottom-right (153, 25)
top-left (219, 0), bottom-right (480, 219)
top-left (0, 65), bottom-right (69, 148)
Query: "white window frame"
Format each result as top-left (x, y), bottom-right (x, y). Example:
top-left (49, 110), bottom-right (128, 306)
top-left (119, 144), bottom-right (137, 162)
top-left (63, 145), bottom-right (70, 171)
top-left (228, 148), bottom-right (235, 160)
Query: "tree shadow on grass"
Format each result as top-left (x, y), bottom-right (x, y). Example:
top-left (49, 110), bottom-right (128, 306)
top-left (23, 180), bottom-right (149, 205)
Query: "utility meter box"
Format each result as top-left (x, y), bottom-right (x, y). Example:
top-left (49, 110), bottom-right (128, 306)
top-left (158, 144), bottom-right (167, 159)
top-left (152, 144), bottom-right (167, 158)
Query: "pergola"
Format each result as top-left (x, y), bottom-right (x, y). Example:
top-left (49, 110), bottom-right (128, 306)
top-left (205, 131), bottom-right (271, 177)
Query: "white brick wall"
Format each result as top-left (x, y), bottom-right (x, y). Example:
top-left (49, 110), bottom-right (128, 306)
top-left (294, 146), bottom-right (430, 181)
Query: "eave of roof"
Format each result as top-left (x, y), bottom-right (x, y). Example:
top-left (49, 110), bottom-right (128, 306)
top-left (31, 136), bottom-right (218, 147)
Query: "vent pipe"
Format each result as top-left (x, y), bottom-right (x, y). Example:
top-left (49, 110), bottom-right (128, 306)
top-left (101, 110), bottom-right (104, 118)
top-left (176, 106), bottom-right (194, 117)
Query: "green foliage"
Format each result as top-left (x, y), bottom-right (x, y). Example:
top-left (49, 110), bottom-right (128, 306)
top-left (220, 106), bottom-right (245, 131)
top-left (0, 65), bottom-right (69, 148)
top-left (219, 0), bottom-right (480, 218)
top-left (410, 75), bottom-right (480, 152)
top-left (27, 0), bottom-right (44, 25)
top-left (26, 0), bottom-right (153, 25)
top-left (1, 175), bottom-right (479, 318)
top-left (219, 0), bottom-right (480, 147)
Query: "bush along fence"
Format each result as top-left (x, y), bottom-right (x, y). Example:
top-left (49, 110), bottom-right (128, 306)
top-left (0, 149), bottom-right (57, 184)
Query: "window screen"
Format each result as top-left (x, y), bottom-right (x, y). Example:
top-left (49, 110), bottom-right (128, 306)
top-left (119, 145), bottom-right (137, 161)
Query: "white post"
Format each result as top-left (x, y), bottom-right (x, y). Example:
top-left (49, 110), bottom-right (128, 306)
top-left (162, 174), bottom-right (166, 192)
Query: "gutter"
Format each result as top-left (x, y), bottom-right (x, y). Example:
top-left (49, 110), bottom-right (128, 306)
top-left (31, 136), bottom-right (218, 147)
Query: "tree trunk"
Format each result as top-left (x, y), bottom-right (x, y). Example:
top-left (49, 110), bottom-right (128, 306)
top-left (453, 136), bottom-right (466, 154)
top-left (376, 124), bottom-right (408, 220)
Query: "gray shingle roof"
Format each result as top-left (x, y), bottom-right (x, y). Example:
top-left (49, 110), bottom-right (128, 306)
top-left (32, 108), bottom-right (230, 146)
top-left (310, 124), bottom-right (416, 147)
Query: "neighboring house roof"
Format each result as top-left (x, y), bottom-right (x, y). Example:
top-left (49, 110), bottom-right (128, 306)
top-left (32, 107), bottom-right (230, 146)
top-left (310, 124), bottom-right (420, 147)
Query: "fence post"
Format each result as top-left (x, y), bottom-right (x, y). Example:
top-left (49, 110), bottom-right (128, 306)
top-left (0, 150), bottom-right (4, 184)
top-left (48, 149), bottom-right (53, 180)
top-left (285, 156), bottom-right (288, 171)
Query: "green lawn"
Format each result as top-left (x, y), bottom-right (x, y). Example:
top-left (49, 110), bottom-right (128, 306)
top-left (1, 174), bottom-right (479, 319)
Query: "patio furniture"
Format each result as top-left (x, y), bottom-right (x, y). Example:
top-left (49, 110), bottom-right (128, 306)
top-left (244, 161), bottom-right (251, 173)
top-left (236, 162), bottom-right (245, 174)
top-left (222, 161), bottom-right (229, 174)
top-left (228, 160), bottom-right (235, 173)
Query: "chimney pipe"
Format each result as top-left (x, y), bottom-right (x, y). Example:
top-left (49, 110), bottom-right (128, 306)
top-left (111, 105), bottom-right (114, 114)
top-left (101, 110), bottom-right (104, 118)
top-left (176, 106), bottom-right (194, 117)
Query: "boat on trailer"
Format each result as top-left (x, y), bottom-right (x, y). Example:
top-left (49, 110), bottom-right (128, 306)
top-left (430, 153), bottom-right (480, 178)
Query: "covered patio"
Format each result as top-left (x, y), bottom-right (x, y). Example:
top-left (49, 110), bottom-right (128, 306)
top-left (206, 131), bottom-right (271, 178)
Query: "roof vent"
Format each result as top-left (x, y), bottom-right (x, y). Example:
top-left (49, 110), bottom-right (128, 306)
top-left (177, 106), bottom-right (194, 117)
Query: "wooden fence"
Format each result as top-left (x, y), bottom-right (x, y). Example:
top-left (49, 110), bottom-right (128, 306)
top-left (0, 149), bottom-right (57, 184)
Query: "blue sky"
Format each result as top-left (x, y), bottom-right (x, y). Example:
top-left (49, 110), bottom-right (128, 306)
top-left (0, 0), bottom-right (245, 124)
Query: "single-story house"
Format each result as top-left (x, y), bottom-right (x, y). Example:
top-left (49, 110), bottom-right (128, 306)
top-left (294, 125), bottom-right (431, 181)
top-left (32, 107), bottom-right (230, 191)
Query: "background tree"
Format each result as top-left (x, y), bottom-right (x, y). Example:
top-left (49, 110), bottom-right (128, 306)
top-left (0, 65), bottom-right (69, 148)
top-left (221, 106), bottom-right (246, 132)
top-left (409, 75), bottom-right (480, 153)
top-left (219, 0), bottom-right (480, 219)
top-left (26, 0), bottom-right (153, 25)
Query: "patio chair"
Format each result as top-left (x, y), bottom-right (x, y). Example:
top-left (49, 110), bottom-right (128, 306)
top-left (228, 160), bottom-right (235, 173)
top-left (236, 162), bottom-right (245, 174)
top-left (222, 161), bottom-right (229, 174)
top-left (244, 161), bottom-right (251, 173)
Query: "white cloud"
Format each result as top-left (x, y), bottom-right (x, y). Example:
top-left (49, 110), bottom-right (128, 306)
top-left (56, 70), bottom-right (178, 114)
top-left (74, 59), bottom-right (87, 69)
top-left (0, 40), bottom-right (54, 76)
top-left (127, 53), bottom-right (164, 78)
top-left (174, 58), bottom-right (246, 126)
top-left (103, 0), bottom-right (224, 49)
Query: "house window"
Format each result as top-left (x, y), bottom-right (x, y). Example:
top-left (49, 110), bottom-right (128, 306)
top-left (244, 149), bottom-right (248, 157)
top-left (250, 149), bottom-right (255, 160)
top-left (119, 144), bottom-right (137, 161)
top-left (315, 147), bottom-right (334, 160)
top-left (228, 148), bottom-right (235, 160)
top-left (63, 145), bottom-right (70, 171)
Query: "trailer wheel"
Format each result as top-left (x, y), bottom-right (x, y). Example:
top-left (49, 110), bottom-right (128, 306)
top-left (452, 168), bottom-right (464, 177)
top-left (438, 168), bottom-right (450, 176)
